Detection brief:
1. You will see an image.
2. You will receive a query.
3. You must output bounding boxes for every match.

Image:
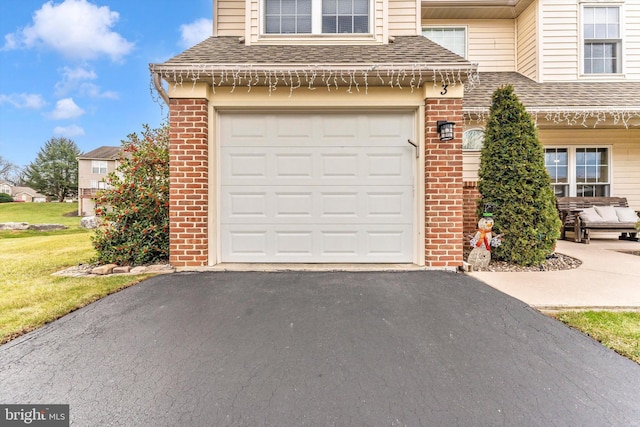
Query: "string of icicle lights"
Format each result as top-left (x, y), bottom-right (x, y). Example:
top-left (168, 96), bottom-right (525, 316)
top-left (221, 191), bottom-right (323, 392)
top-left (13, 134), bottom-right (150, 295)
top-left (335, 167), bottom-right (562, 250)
top-left (464, 108), bottom-right (640, 129)
top-left (150, 64), bottom-right (480, 96)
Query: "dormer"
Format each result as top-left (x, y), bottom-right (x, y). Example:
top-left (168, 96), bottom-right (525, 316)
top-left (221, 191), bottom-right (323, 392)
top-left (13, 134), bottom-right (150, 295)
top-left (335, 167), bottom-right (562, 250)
top-left (214, 0), bottom-right (421, 44)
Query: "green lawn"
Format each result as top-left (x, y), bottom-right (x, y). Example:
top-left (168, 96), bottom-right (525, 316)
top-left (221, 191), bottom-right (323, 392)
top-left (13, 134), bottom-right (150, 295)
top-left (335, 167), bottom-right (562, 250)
top-left (0, 202), bottom-right (81, 227)
top-left (0, 202), bottom-right (148, 344)
top-left (552, 311), bottom-right (640, 364)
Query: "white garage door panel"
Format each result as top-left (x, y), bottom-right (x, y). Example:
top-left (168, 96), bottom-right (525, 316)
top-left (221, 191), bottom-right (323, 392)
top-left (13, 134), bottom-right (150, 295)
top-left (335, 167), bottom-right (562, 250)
top-left (222, 186), bottom-right (413, 224)
top-left (220, 112), bottom-right (415, 263)
top-left (222, 225), bottom-right (412, 262)
top-left (222, 147), bottom-right (411, 186)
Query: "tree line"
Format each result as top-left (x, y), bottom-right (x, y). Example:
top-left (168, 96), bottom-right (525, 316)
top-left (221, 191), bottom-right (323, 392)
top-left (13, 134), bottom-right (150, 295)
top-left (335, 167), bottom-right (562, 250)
top-left (1, 137), bottom-right (80, 202)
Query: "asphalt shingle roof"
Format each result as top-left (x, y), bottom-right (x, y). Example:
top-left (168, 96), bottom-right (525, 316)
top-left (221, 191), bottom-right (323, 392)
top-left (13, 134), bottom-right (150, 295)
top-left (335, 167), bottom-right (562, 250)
top-left (78, 146), bottom-right (121, 160)
top-left (465, 72), bottom-right (640, 110)
top-left (158, 36), bottom-right (473, 67)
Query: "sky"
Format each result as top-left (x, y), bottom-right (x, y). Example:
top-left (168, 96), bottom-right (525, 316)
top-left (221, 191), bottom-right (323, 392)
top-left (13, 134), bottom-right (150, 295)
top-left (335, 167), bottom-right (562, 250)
top-left (0, 0), bottom-right (213, 167)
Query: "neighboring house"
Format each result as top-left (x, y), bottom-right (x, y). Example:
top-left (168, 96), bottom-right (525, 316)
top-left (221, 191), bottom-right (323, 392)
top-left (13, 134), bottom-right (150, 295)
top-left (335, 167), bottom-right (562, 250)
top-left (0, 181), bottom-right (47, 202)
top-left (421, 0), bottom-right (640, 235)
top-left (151, 0), bottom-right (638, 269)
top-left (11, 186), bottom-right (47, 202)
top-left (0, 182), bottom-right (11, 195)
top-left (77, 146), bottom-right (121, 216)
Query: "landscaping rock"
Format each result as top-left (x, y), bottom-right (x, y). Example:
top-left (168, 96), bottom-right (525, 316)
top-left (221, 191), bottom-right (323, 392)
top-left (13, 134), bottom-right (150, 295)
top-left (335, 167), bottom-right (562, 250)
top-left (51, 264), bottom-right (96, 277)
top-left (91, 264), bottom-right (117, 275)
top-left (80, 216), bottom-right (101, 229)
top-left (0, 222), bottom-right (30, 230)
top-left (28, 224), bottom-right (68, 231)
top-left (53, 262), bottom-right (175, 277)
top-left (145, 264), bottom-right (175, 274)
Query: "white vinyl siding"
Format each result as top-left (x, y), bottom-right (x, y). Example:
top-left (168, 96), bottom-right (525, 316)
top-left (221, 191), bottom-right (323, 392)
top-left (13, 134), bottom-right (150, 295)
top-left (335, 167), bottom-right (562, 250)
top-left (461, 128), bottom-right (640, 210)
top-left (540, 0), bottom-right (579, 81)
top-left (517, 0), bottom-right (538, 80)
top-left (215, 0), bottom-right (245, 36)
top-left (538, 0), bottom-right (640, 81)
top-left (389, 0), bottom-right (419, 36)
top-left (627, 1), bottom-right (640, 77)
top-left (422, 19), bottom-right (515, 72)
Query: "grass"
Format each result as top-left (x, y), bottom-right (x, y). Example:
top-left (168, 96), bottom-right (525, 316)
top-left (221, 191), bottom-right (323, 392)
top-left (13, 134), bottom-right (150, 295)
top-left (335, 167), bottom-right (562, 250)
top-left (0, 202), bottom-right (149, 344)
top-left (553, 311), bottom-right (640, 364)
top-left (0, 202), bottom-right (81, 227)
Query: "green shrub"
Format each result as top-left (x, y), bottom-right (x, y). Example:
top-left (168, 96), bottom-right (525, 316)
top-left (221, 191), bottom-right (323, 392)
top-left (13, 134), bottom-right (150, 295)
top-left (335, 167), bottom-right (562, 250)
top-left (0, 193), bottom-right (13, 203)
top-left (478, 85), bottom-right (561, 266)
top-left (92, 124), bottom-right (169, 265)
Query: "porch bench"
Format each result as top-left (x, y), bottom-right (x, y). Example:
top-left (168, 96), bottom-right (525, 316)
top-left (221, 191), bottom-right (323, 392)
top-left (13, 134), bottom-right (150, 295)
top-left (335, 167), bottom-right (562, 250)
top-left (556, 197), bottom-right (639, 244)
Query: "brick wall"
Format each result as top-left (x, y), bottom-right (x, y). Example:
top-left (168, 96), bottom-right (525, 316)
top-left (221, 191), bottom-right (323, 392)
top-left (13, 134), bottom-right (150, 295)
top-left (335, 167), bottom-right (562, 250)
top-left (424, 98), bottom-right (464, 268)
top-left (463, 181), bottom-right (481, 239)
top-left (169, 98), bottom-right (209, 267)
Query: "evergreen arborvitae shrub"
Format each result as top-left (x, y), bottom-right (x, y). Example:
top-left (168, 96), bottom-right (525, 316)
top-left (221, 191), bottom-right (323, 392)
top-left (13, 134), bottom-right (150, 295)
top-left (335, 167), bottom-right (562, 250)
top-left (92, 124), bottom-right (169, 266)
top-left (0, 193), bottom-right (13, 203)
top-left (478, 85), bottom-right (561, 266)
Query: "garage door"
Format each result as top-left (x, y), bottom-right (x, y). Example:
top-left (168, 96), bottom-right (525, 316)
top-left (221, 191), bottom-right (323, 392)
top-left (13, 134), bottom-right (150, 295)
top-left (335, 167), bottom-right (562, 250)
top-left (220, 112), bottom-right (415, 263)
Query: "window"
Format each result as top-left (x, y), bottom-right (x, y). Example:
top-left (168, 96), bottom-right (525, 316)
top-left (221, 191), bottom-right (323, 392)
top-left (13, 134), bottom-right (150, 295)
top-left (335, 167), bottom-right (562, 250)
top-left (575, 147), bottom-right (609, 196)
top-left (462, 129), bottom-right (484, 151)
top-left (265, 0), bottom-right (312, 34)
top-left (544, 147), bottom-right (610, 197)
top-left (583, 6), bottom-right (621, 74)
top-left (545, 148), bottom-right (569, 197)
top-left (322, 0), bottom-right (369, 33)
top-left (90, 180), bottom-right (107, 190)
top-left (91, 161), bottom-right (107, 175)
top-left (422, 27), bottom-right (466, 58)
top-left (264, 0), bottom-right (369, 34)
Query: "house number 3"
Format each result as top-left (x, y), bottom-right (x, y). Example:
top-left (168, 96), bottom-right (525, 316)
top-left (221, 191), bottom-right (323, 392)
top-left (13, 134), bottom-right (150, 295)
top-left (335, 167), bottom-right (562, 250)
top-left (440, 84), bottom-right (448, 95)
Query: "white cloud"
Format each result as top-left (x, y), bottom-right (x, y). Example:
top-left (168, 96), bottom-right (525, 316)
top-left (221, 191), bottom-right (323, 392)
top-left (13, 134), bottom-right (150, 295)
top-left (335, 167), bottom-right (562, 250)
top-left (48, 98), bottom-right (85, 120)
top-left (53, 124), bottom-right (85, 137)
top-left (0, 93), bottom-right (47, 109)
top-left (54, 66), bottom-right (118, 99)
top-left (179, 18), bottom-right (212, 48)
top-left (2, 0), bottom-right (134, 61)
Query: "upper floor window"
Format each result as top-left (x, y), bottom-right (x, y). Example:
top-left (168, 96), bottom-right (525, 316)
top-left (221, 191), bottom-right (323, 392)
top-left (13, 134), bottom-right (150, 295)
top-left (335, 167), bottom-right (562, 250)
top-left (91, 160), bottom-right (107, 175)
top-left (264, 0), bottom-right (369, 34)
top-left (422, 27), bottom-right (467, 58)
top-left (265, 0), bottom-right (312, 34)
top-left (583, 6), bottom-right (621, 74)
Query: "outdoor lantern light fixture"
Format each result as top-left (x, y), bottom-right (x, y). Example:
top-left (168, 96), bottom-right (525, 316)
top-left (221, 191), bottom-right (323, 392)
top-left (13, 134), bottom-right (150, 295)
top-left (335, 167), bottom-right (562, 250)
top-left (437, 121), bottom-right (455, 141)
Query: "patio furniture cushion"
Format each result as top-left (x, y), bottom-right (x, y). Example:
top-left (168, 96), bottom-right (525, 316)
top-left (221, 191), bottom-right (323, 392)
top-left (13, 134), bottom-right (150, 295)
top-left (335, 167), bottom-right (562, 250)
top-left (615, 207), bottom-right (640, 223)
top-left (579, 207), bottom-right (604, 223)
top-left (594, 205), bottom-right (619, 222)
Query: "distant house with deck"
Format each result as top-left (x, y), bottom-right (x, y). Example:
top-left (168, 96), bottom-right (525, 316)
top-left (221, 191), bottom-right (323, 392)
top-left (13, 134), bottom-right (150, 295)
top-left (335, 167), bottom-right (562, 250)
top-left (77, 146), bottom-right (121, 216)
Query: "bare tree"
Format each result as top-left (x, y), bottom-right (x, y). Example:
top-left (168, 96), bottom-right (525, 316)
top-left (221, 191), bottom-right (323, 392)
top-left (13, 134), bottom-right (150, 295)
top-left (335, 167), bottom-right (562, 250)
top-left (0, 155), bottom-right (23, 185)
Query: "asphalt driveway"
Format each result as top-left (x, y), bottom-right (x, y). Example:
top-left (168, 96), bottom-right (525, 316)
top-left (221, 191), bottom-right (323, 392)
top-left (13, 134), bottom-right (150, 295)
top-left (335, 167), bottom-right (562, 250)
top-left (1, 271), bottom-right (639, 426)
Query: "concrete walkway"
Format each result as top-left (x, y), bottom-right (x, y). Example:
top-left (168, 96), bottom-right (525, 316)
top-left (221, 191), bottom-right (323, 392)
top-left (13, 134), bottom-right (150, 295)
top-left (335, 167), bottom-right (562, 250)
top-left (469, 238), bottom-right (640, 310)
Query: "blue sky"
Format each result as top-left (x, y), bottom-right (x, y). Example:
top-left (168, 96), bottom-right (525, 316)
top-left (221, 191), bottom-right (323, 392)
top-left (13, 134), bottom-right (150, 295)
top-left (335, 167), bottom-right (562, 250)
top-left (1, 0), bottom-right (213, 167)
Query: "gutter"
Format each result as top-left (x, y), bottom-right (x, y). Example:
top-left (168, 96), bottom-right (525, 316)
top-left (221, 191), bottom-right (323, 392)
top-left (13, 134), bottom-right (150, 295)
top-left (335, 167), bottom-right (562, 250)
top-left (153, 71), bottom-right (170, 106)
